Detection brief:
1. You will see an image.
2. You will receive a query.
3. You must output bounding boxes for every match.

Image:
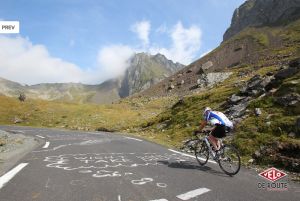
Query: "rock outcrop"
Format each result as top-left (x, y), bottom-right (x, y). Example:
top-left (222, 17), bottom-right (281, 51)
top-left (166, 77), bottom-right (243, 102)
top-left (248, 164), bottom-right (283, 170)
top-left (223, 57), bottom-right (300, 123)
top-left (224, 0), bottom-right (300, 41)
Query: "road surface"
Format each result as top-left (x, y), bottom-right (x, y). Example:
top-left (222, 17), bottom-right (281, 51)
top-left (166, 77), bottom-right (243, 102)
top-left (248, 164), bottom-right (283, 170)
top-left (0, 126), bottom-right (299, 201)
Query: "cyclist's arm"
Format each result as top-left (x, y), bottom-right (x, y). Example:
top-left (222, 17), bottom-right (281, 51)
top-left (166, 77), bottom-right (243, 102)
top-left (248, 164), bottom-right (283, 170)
top-left (199, 120), bottom-right (207, 131)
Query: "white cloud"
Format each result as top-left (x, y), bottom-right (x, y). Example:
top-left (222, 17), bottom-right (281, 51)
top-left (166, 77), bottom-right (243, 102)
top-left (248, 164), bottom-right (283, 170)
top-left (0, 21), bottom-right (202, 85)
top-left (0, 36), bottom-right (135, 85)
top-left (96, 45), bottom-right (135, 80)
top-left (150, 22), bottom-right (202, 65)
top-left (0, 36), bottom-right (92, 85)
top-left (131, 20), bottom-right (151, 46)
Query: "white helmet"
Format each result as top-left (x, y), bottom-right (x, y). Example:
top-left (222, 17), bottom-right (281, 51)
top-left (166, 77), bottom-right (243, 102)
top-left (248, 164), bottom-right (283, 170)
top-left (203, 107), bottom-right (211, 117)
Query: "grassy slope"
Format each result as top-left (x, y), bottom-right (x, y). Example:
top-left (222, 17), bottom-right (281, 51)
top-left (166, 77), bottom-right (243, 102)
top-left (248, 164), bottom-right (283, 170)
top-left (0, 95), bottom-right (175, 132)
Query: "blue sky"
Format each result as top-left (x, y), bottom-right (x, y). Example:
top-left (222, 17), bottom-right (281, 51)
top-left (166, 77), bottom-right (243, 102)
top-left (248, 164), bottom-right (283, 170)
top-left (0, 0), bottom-right (245, 84)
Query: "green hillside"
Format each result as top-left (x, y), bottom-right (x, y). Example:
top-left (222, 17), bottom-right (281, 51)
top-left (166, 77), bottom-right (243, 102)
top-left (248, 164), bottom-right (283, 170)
top-left (0, 95), bottom-right (175, 132)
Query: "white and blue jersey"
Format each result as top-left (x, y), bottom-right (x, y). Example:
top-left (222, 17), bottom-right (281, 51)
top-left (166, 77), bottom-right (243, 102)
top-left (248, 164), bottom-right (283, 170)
top-left (204, 111), bottom-right (233, 129)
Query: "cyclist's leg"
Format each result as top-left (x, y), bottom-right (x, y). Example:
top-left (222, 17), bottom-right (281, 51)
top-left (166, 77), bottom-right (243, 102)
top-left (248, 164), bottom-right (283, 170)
top-left (208, 134), bottom-right (218, 150)
top-left (210, 124), bottom-right (226, 151)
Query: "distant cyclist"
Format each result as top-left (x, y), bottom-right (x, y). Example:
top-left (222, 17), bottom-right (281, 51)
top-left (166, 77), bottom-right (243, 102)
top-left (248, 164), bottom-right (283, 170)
top-left (198, 107), bottom-right (233, 155)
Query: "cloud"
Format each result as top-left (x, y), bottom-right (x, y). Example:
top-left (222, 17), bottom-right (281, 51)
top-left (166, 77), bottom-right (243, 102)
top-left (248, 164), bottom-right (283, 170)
top-left (0, 36), bottom-right (92, 85)
top-left (131, 20), bottom-right (151, 46)
top-left (96, 45), bottom-right (135, 80)
top-left (0, 21), bottom-right (202, 85)
top-left (0, 36), bottom-right (136, 85)
top-left (149, 22), bottom-right (202, 65)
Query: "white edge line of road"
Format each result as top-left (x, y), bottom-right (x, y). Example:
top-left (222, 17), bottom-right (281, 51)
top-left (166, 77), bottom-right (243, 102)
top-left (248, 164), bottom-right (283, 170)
top-left (0, 163), bottom-right (28, 189)
top-left (125, 137), bottom-right (143, 142)
top-left (36, 135), bottom-right (45, 139)
top-left (9, 130), bottom-right (25, 133)
top-left (43, 141), bottom-right (50, 148)
top-left (149, 199), bottom-right (168, 201)
top-left (176, 187), bottom-right (211, 200)
top-left (168, 149), bottom-right (217, 164)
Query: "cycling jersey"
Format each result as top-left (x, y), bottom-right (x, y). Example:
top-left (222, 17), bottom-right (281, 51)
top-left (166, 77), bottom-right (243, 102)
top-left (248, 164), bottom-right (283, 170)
top-left (204, 111), bottom-right (233, 129)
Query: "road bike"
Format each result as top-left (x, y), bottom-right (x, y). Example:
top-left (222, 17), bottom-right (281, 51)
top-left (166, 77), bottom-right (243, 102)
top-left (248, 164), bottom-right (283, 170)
top-left (184, 130), bottom-right (241, 176)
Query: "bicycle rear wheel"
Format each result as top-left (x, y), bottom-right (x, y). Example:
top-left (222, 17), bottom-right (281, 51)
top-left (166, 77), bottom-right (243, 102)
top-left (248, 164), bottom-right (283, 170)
top-left (194, 141), bottom-right (209, 166)
top-left (218, 145), bottom-right (241, 176)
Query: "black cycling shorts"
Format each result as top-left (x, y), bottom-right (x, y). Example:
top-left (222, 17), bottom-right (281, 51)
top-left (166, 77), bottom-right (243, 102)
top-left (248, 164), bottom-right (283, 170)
top-left (211, 124), bottom-right (226, 138)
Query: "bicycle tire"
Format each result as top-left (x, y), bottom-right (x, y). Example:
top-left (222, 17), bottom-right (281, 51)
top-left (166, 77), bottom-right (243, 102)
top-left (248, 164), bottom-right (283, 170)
top-left (218, 145), bottom-right (241, 176)
top-left (194, 141), bottom-right (209, 166)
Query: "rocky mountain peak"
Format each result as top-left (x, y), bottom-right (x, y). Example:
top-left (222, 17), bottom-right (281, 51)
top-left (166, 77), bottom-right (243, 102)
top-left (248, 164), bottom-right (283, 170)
top-left (130, 52), bottom-right (149, 64)
top-left (119, 53), bottom-right (184, 97)
top-left (152, 53), bottom-right (167, 61)
top-left (223, 0), bottom-right (300, 41)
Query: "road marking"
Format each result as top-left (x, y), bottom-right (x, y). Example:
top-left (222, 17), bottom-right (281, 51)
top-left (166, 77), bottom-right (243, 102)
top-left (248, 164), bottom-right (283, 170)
top-left (168, 149), bottom-right (217, 164)
top-left (125, 137), bottom-right (143, 142)
top-left (53, 144), bottom-right (69, 150)
top-left (176, 187), bottom-right (211, 200)
top-left (8, 130), bottom-right (24, 134)
top-left (0, 163), bottom-right (28, 189)
top-left (118, 195), bottom-right (121, 201)
top-left (149, 199), bottom-right (168, 201)
top-left (45, 177), bottom-right (50, 188)
top-left (156, 183), bottom-right (167, 188)
top-left (43, 141), bottom-right (50, 148)
top-left (36, 135), bottom-right (45, 139)
top-left (131, 178), bottom-right (153, 185)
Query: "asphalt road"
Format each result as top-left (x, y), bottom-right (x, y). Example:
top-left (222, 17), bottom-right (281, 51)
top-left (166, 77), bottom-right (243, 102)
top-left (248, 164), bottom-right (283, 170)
top-left (0, 125), bottom-right (299, 201)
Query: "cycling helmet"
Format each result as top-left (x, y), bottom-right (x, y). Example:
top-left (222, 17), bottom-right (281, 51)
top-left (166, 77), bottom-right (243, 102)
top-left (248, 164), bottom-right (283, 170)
top-left (203, 107), bottom-right (211, 117)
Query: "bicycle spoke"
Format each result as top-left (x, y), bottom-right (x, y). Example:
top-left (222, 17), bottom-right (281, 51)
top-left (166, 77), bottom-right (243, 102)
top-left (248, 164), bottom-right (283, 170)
top-left (218, 145), bottom-right (241, 176)
top-left (195, 141), bottom-right (209, 166)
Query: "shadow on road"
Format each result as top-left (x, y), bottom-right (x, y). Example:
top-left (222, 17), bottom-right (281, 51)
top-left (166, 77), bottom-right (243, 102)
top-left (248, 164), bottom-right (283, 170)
top-left (158, 160), bottom-right (229, 177)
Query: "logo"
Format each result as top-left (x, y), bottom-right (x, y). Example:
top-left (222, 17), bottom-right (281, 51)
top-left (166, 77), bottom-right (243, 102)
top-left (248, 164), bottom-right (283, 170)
top-left (259, 167), bottom-right (287, 182)
top-left (257, 167), bottom-right (288, 191)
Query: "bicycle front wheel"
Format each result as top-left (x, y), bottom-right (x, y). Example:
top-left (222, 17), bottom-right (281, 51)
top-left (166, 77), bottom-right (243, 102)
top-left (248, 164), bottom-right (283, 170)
top-left (194, 141), bottom-right (209, 166)
top-left (218, 145), bottom-right (241, 176)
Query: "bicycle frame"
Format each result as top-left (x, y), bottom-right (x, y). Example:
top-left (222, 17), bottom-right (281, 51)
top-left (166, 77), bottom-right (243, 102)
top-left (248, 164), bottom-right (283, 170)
top-left (193, 130), bottom-right (241, 176)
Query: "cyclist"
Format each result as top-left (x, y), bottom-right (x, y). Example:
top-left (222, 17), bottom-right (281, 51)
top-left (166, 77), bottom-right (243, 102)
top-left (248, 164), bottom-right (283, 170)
top-left (198, 107), bottom-right (233, 157)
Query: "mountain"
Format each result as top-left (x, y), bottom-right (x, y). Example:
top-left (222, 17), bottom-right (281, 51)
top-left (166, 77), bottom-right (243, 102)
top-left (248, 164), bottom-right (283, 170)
top-left (119, 53), bottom-right (183, 97)
top-left (136, 0), bottom-right (300, 173)
top-left (0, 53), bottom-right (184, 104)
top-left (223, 0), bottom-right (300, 41)
top-left (0, 77), bottom-right (25, 96)
top-left (139, 0), bottom-right (300, 97)
top-left (0, 77), bottom-right (102, 103)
